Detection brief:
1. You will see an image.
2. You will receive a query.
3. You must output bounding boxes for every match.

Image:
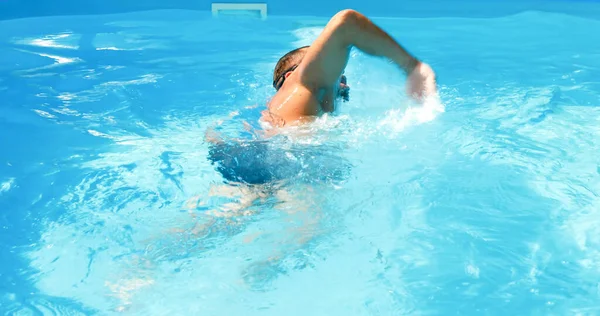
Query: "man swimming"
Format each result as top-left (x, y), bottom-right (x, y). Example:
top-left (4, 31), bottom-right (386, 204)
top-left (261, 9), bottom-right (437, 128)
top-left (111, 10), bottom-right (439, 304)
top-left (206, 9), bottom-right (437, 185)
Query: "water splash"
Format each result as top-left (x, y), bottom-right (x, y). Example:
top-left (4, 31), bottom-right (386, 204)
top-left (378, 94), bottom-right (445, 135)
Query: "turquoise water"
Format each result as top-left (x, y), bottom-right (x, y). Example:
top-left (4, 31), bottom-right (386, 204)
top-left (1, 8), bottom-right (600, 315)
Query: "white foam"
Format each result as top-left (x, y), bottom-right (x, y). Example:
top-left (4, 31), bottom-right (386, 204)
top-left (13, 33), bottom-right (80, 50)
top-left (378, 94), bottom-right (445, 135)
top-left (0, 178), bottom-right (15, 194)
top-left (37, 53), bottom-right (80, 65)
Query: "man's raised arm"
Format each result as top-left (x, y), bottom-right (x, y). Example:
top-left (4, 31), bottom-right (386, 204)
top-left (297, 9), bottom-right (437, 100)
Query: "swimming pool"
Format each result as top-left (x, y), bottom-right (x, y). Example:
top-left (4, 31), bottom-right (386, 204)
top-left (1, 5), bottom-right (600, 315)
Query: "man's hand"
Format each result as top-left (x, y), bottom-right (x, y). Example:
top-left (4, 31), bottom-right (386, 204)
top-left (406, 62), bottom-right (437, 101)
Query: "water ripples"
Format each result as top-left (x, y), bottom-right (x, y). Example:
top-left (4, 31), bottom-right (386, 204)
top-left (0, 8), bottom-right (599, 315)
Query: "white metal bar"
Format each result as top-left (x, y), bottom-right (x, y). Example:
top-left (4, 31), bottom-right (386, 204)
top-left (211, 3), bottom-right (267, 19)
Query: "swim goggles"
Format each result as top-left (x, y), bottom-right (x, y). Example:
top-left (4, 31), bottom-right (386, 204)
top-left (272, 64), bottom-right (299, 90)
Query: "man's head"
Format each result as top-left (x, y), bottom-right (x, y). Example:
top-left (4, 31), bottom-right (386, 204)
top-left (272, 46), bottom-right (309, 91)
top-left (272, 46), bottom-right (350, 101)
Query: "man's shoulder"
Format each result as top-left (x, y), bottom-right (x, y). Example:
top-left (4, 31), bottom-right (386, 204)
top-left (265, 83), bottom-right (321, 125)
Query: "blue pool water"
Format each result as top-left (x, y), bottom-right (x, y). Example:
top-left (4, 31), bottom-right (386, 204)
top-left (1, 7), bottom-right (600, 315)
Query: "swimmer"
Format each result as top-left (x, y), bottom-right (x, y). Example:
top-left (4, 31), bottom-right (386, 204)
top-left (206, 9), bottom-right (437, 185)
top-left (262, 9), bottom-right (437, 128)
top-left (188, 9), bottom-right (438, 289)
top-left (110, 10), bottom-right (439, 303)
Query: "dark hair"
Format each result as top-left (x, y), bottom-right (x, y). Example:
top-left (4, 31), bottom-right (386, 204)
top-left (272, 46), bottom-right (309, 90)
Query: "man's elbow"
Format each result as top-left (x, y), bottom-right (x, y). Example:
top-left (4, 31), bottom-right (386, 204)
top-left (330, 9), bottom-right (362, 28)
